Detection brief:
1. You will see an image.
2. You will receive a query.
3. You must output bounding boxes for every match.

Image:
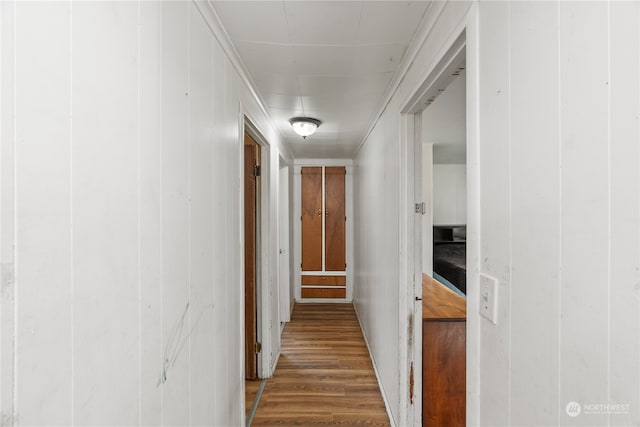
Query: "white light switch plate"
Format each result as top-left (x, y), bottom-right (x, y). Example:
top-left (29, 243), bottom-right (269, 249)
top-left (479, 273), bottom-right (498, 324)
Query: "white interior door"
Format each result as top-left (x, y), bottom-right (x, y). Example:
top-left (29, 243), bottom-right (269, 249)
top-left (278, 166), bottom-right (291, 322)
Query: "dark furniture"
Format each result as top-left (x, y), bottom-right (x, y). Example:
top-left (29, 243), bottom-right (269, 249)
top-left (433, 225), bottom-right (466, 294)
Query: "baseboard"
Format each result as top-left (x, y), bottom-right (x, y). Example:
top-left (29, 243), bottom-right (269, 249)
top-left (270, 348), bottom-right (281, 377)
top-left (353, 303), bottom-right (397, 427)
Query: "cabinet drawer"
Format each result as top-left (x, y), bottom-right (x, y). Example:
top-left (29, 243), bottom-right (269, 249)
top-left (301, 288), bottom-right (346, 299)
top-left (301, 275), bottom-right (346, 286)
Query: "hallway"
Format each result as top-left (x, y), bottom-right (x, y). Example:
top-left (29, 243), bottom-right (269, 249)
top-left (3, 1), bottom-right (640, 425)
top-left (250, 304), bottom-right (389, 426)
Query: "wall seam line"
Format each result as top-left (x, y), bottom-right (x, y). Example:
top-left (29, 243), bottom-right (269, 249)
top-left (137, 1), bottom-right (142, 424)
top-left (12, 2), bottom-right (18, 423)
top-left (214, 24), bottom-right (218, 425)
top-left (606, 2), bottom-right (612, 426)
top-left (159, 3), bottom-right (164, 424)
top-left (506, 0), bottom-right (513, 424)
top-left (186, 5), bottom-right (192, 425)
top-left (68, 1), bottom-right (75, 423)
top-left (557, 0), bottom-right (563, 423)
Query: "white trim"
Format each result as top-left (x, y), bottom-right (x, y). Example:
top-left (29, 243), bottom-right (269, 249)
top-left (464, 4), bottom-right (481, 424)
top-left (397, 111), bottom-right (414, 426)
top-left (237, 104), bottom-right (247, 424)
top-left (401, 35), bottom-right (467, 114)
top-left (321, 166), bottom-right (326, 271)
top-left (345, 165), bottom-right (354, 300)
top-left (413, 114), bottom-right (424, 423)
top-left (293, 168), bottom-right (302, 301)
top-left (353, 304), bottom-right (396, 427)
top-left (259, 137), bottom-right (271, 380)
top-left (277, 164), bottom-right (291, 323)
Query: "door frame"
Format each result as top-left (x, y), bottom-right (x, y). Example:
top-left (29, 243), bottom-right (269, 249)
top-left (397, 4), bottom-right (480, 425)
top-left (242, 116), bottom-right (274, 380)
top-left (243, 130), bottom-right (261, 380)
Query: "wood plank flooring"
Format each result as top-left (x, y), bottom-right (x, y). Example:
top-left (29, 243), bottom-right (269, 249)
top-left (422, 273), bottom-right (466, 320)
top-left (251, 303), bottom-right (390, 426)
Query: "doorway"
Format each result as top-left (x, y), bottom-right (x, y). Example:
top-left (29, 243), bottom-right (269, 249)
top-left (399, 28), bottom-right (479, 425)
top-left (425, 66), bottom-right (467, 297)
top-left (244, 131), bottom-right (261, 380)
top-left (421, 60), bottom-right (468, 427)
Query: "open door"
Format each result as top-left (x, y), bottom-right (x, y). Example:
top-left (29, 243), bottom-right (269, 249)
top-left (244, 132), bottom-right (260, 380)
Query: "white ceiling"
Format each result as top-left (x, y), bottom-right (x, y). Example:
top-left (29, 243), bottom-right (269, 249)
top-left (210, 1), bottom-right (432, 158)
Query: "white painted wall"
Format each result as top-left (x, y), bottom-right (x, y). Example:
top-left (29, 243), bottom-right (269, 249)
top-left (353, 108), bottom-right (401, 423)
top-left (0, 1), bottom-right (291, 425)
top-left (432, 164), bottom-right (466, 225)
top-left (476, 2), bottom-right (639, 425)
top-left (354, 1), bottom-right (640, 426)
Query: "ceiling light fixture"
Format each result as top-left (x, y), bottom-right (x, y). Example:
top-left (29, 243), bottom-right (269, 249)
top-left (289, 117), bottom-right (321, 139)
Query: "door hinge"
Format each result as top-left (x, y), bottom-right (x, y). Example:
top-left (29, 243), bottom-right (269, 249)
top-left (255, 342), bottom-right (262, 353)
top-left (254, 165), bottom-right (261, 177)
top-left (415, 202), bottom-right (426, 215)
top-left (409, 362), bottom-right (414, 405)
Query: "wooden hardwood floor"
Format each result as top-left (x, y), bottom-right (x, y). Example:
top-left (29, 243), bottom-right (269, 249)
top-left (251, 303), bottom-right (390, 426)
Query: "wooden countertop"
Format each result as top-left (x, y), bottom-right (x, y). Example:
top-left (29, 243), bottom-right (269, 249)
top-left (422, 273), bottom-right (466, 320)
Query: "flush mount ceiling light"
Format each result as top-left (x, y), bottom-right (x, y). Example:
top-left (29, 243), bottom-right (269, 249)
top-left (289, 117), bottom-right (321, 139)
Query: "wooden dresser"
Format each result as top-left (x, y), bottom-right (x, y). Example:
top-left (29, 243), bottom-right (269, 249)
top-left (422, 274), bottom-right (466, 426)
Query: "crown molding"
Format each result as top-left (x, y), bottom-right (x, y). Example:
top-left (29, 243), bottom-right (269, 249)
top-left (193, 1), bottom-right (295, 162)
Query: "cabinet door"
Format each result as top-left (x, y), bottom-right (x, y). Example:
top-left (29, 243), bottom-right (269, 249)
top-left (301, 167), bottom-right (323, 271)
top-left (325, 167), bottom-right (346, 271)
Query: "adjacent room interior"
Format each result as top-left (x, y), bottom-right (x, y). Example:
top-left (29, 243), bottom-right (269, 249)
top-left (420, 60), bottom-right (467, 426)
top-left (426, 66), bottom-right (467, 297)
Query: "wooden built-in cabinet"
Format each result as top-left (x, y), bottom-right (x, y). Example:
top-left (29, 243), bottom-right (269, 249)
top-left (301, 166), bottom-right (346, 299)
top-left (422, 274), bottom-right (466, 426)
